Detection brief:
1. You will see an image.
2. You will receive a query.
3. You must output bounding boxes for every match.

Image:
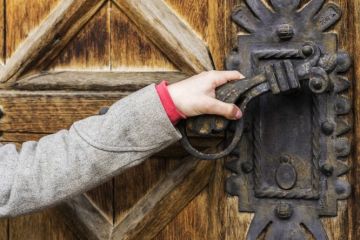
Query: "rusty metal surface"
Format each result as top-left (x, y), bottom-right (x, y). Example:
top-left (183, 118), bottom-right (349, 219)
top-left (180, 0), bottom-right (352, 239)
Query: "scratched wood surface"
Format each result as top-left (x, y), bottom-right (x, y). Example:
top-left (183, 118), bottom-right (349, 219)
top-left (0, 0), bottom-right (357, 240)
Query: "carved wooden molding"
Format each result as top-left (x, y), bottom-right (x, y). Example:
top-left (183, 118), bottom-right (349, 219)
top-left (13, 71), bottom-right (188, 91)
top-left (112, 0), bottom-right (214, 75)
top-left (56, 159), bottom-right (214, 240)
top-left (0, 0), bottom-right (107, 86)
top-left (0, 0), bottom-right (218, 239)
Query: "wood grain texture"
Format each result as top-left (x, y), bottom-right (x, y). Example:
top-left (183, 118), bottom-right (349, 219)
top-left (9, 208), bottom-right (77, 240)
top-left (49, 1), bottom-right (110, 71)
top-left (1, 0), bottom-right (358, 240)
top-left (166, 0), bottom-right (237, 70)
top-left (110, 2), bottom-right (176, 71)
top-left (155, 158), bottom-right (226, 240)
top-left (0, 0), bottom-right (106, 86)
top-left (6, 0), bottom-right (59, 58)
top-left (154, 190), bottom-right (210, 240)
top-left (114, 158), bottom-right (176, 224)
top-left (13, 71), bottom-right (188, 91)
top-left (57, 195), bottom-right (113, 240)
top-left (0, 91), bottom-right (124, 133)
top-left (112, 0), bottom-right (214, 75)
top-left (0, 0), bottom-right (4, 65)
top-left (350, 0), bottom-right (360, 238)
top-left (0, 219), bottom-right (8, 240)
top-left (111, 159), bottom-right (214, 240)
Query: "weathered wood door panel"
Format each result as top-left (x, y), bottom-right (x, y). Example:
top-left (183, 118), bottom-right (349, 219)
top-left (0, 0), bottom-right (357, 239)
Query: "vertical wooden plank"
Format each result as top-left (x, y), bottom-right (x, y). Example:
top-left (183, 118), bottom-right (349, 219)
top-left (49, 1), bottom-right (111, 71)
top-left (110, 2), bottom-right (176, 71)
top-left (0, 219), bottom-right (8, 240)
top-left (207, 0), bottom-right (235, 70)
top-left (165, 0), bottom-right (208, 38)
top-left (0, 0), bottom-right (8, 238)
top-left (9, 209), bottom-right (77, 240)
top-left (206, 160), bottom-right (226, 239)
top-left (0, 0), bottom-right (5, 64)
top-left (350, 0), bottom-right (360, 238)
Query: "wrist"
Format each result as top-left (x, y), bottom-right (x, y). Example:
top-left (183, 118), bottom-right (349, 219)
top-left (156, 81), bottom-right (187, 125)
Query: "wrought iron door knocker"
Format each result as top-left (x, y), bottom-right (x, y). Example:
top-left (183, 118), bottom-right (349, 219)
top-left (180, 0), bottom-right (352, 239)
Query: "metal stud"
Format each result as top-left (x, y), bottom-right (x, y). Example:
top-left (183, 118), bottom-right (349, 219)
top-left (321, 121), bottom-right (335, 135)
top-left (320, 164), bottom-right (334, 177)
top-left (275, 203), bottom-right (293, 220)
top-left (335, 138), bottom-right (351, 158)
top-left (335, 119), bottom-right (351, 136)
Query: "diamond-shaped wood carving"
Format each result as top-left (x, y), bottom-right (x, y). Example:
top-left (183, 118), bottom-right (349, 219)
top-left (0, 0), bottom-right (217, 239)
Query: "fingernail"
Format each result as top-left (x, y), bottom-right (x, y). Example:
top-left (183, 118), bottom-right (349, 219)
top-left (235, 109), bottom-right (242, 119)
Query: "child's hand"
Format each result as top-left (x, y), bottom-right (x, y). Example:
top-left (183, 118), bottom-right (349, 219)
top-left (168, 71), bottom-right (245, 120)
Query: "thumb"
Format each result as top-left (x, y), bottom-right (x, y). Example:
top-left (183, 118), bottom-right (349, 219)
top-left (204, 98), bottom-right (242, 120)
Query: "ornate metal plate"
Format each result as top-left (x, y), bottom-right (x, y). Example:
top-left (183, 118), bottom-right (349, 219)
top-left (224, 1), bottom-right (352, 239)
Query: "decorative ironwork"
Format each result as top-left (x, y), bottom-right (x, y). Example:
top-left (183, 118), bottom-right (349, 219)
top-left (180, 0), bottom-right (352, 239)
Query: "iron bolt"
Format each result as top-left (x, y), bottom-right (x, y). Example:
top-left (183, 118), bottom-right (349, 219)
top-left (241, 161), bottom-right (254, 173)
top-left (320, 164), bottom-right (334, 177)
top-left (275, 203), bottom-right (293, 220)
top-left (321, 121), bottom-right (335, 135)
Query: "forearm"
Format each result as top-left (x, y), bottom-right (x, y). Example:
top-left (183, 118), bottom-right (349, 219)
top-left (0, 84), bottom-right (181, 217)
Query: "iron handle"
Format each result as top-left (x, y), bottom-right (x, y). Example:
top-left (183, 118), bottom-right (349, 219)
top-left (179, 43), bottom-right (348, 160)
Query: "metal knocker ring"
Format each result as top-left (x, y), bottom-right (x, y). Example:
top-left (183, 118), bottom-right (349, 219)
top-left (179, 118), bottom-right (244, 160)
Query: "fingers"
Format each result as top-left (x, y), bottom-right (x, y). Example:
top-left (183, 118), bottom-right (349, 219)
top-left (212, 70), bottom-right (245, 87)
top-left (204, 98), bottom-right (243, 120)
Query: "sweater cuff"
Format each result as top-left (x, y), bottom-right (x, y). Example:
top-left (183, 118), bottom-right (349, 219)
top-left (156, 81), bottom-right (187, 125)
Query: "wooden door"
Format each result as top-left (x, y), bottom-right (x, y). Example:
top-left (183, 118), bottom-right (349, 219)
top-left (0, 0), bottom-right (357, 239)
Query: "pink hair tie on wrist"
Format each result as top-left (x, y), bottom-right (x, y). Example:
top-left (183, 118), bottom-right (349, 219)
top-left (156, 81), bottom-right (187, 125)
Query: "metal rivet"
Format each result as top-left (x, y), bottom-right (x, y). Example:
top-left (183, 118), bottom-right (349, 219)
top-left (302, 45), bottom-right (314, 56)
top-left (321, 121), bottom-right (335, 135)
top-left (275, 203), bottom-right (293, 220)
top-left (320, 164), bottom-right (334, 177)
top-left (241, 161), bottom-right (254, 173)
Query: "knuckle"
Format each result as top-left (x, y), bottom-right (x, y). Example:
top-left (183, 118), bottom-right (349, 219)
top-left (204, 102), bottom-right (214, 112)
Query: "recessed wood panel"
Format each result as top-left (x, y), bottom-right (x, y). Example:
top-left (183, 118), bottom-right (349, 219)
top-left (110, 2), bottom-right (176, 71)
top-left (49, 2), bottom-right (111, 71)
